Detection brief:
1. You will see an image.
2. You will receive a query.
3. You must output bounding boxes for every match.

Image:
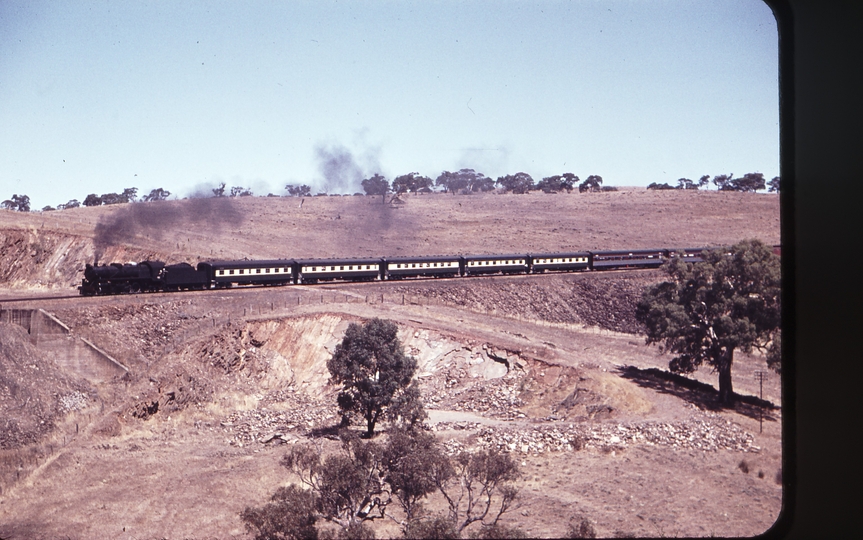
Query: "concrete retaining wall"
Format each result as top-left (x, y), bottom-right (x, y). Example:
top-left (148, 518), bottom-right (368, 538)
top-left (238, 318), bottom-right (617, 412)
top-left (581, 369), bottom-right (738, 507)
top-left (0, 308), bottom-right (129, 382)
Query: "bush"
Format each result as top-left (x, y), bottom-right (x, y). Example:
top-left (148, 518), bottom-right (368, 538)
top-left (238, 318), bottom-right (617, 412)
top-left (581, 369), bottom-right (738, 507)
top-left (566, 517), bottom-right (597, 538)
top-left (241, 484), bottom-right (319, 540)
top-left (738, 460), bottom-right (750, 474)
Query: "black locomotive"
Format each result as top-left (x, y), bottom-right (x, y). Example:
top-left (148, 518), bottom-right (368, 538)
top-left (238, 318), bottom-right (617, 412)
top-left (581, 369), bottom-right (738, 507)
top-left (78, 246), bottom-right (723, 296)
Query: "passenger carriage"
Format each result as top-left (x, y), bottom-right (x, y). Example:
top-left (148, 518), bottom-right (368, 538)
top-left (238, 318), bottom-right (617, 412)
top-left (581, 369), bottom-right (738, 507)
top-left (296, 258), bottom-right (383, 283)
top-left (529, 252), bottom-right (591, 273)
top-left (198, 259), bottom-right (295, 288)
top-left (666, 247), bottom-right (707, 263)
top-left (462, 254), bottom-right (529, 276)
top-left (589, 249), bottom-right (667, 270)
top-left (384, 256), bottom-right (462, 279)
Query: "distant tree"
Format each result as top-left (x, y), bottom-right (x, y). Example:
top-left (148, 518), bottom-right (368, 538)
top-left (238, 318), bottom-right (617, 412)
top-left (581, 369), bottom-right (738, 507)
top-left (712, 173), bottom-right (734, 191)
top-left (2, 194), bottom-right (30, 212)
top-left (495, 172), bottom-right (534, 194)
top-left (676, 178), bottom-right (699, 190)
top-left (435, 170), bottom-right (463, 194)
top-left (100, 192), bottom-right (124, 205)
top-left (361, 174), bottom-right (390, 203)
top-left (212, 182), bottom-right (226, 197)
top-left (121, 187), bottom-right (138, 202)
top-left (767, 176), bottom-right (781, 193)
top-left (732, 172), bottom-right (766, 192)
top-left (698, 175), bottom-right (711, 188)
top-left (536, 173), bottom-right (578, 193)
top-left (286, 184), bottom-right (312, 197)
top-left (435, 169), bottom-right (491, 194)
top-left (578, 175), bottom-right (603, 193)
top-left (143, 188), bottom-right (171, 202)
top-left (60, 199), bottom-right (80, 209)
top-left (327, 318), bottom-right (419, 437)
top-left (83, 193), bottom-right (102, 206)
top-left (714, 173), bottom-right (766, 192)
top-left (392, 173), bottom-right (433, 194)
top-left (42, 205), bottom-right (55, 211)
top-left (646, 182), bottom-right (675, 190)
top-left (230, 186), bottom-right (253, 197)
top-left (601, 185), bottom-right (618, 192)
top-left (635, 240), bottom-right (781, 405)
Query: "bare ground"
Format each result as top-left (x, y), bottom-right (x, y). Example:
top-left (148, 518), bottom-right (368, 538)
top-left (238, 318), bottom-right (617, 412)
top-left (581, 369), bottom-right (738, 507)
top-left (0, 190), bottom-right (782, 539)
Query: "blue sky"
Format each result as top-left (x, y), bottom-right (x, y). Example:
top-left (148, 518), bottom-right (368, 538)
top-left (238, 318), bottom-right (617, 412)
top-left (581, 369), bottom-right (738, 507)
top-left (0, 0), bottom-right (779, 209)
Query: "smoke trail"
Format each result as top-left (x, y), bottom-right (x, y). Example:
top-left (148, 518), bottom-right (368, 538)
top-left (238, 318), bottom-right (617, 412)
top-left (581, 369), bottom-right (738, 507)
top-left (315, 144), bottom-right (365, 194)
top-left (92, 198), bottom-right (243, 262)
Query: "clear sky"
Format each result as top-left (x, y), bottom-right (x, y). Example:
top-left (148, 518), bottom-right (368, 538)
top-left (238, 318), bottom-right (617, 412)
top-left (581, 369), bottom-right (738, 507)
top-left (0, 0), bottom-right (779, 209)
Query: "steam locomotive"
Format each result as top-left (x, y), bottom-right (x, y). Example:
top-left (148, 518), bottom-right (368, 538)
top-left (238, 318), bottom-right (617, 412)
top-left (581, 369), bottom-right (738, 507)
top-left (79, 247), bottom-right (710, 296)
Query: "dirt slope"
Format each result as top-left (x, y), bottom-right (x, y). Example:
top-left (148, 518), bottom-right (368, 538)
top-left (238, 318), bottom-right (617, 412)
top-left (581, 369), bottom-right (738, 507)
top-left (0, 189), bottom-right (779, 290)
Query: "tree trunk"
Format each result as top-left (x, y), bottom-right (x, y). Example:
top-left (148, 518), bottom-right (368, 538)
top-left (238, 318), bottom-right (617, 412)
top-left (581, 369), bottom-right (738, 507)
top-left (717, 348), bottom-right (735, 406)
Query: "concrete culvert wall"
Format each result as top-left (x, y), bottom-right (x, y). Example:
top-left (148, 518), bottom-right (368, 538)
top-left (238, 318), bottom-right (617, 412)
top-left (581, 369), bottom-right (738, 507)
top-left (0, 308), bottom-right (129, 383)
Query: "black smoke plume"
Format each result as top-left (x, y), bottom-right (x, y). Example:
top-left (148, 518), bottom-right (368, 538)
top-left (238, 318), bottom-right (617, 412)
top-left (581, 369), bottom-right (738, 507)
top-left (315, 144), bottom-right (365, 194)
top-left (93, 198), bottom-right (243, 263)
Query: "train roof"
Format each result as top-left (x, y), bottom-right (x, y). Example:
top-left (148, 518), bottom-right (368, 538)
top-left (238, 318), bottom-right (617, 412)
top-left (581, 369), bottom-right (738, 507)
top-left (528, 251), bottom-right (591, 257)
top-left (590, 248), bottom-right (667, 255)
top-left (200, 259), bottom-right (295, 268)
top-left (295, 257), bottom-right (383, 265)
top-left (462, 253), bottom-right (529, 260)
top-left (384, 255), bottom-right (462, 263)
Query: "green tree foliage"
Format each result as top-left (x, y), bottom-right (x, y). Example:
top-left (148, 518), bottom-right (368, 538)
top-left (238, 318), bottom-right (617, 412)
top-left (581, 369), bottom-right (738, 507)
top-left (58, 199), bottom-right (80, 210)
top-left (99, 192), bottom-right (125, 205)
top-left (143, 188), bottom-right (171, 202)
top-left (279, 433), bottom-right (389, 532)
top-left (381, 428), bottom-right (448, 521)
top-left (730, 173), bottom-right (766, 192)
top-left (122, 187), bottom-right (138, 202)
top-left (435, 169), bottom-right (492, 194)
top-left (495, 172), bottom-right (534, 194)
top-left (212, 182), bottom-right (227, 197)
top-left (767, 176), bottom-right (781, 193)
top-left (241, 484), bottom-right (320, 540)
top-left (83, 193), bottom-right (102, 206)
top-left (41, 205), bottom-right (55, 211)
top-left (714, 173), bottom-right (766, 192)
top-left (392, 173), bottom-right (433, 194)
top-left (287, 184), bottom-right (313, 197)
top-left (635, 240), bottom-right (781, 405)
top-left (536, 173), bottom-right (578, 193)
top-left (327, 319), bottom-right (419, 437)
top-left (578, 175), bottom-right (603, 193)
top-left (361, 174), bottom-right (390, 202)
top-left (646, 182), bottom-right (675, 190)
top-left (435, 450), bottom-right (520, 535)
top-left (711, 174), bottom-right (734, 191)
top-left (676, 178), bottom-right (698, 190)
top-left (231, 186), bottom-right (254, 197)
top-left (1, 194), bottom-right (30, 212)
